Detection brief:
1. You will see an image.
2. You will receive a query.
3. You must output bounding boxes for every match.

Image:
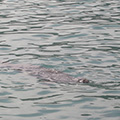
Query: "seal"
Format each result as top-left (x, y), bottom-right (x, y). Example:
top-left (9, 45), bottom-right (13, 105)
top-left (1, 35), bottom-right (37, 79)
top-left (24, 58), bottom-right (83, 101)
top-left (0, 62), bottom-right (89, 84)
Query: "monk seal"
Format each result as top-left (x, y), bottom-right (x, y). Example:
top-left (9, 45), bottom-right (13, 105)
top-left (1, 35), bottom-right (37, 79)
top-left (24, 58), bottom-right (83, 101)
top-left (0, 62), bottom-right (89, 84)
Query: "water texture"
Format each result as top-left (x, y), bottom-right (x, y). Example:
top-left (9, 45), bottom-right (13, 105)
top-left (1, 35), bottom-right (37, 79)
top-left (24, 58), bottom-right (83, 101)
top-left (0, 0), bottom-right (120, 119)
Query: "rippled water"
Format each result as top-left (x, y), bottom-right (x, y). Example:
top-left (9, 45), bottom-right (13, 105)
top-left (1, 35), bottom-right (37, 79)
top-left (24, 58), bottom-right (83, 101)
top-left (0, 0), bottom-right (120, 119)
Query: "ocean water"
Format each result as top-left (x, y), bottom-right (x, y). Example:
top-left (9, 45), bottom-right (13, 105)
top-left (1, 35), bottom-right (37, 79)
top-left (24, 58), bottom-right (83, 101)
top-left (0, 0), bottom-right (120, 119)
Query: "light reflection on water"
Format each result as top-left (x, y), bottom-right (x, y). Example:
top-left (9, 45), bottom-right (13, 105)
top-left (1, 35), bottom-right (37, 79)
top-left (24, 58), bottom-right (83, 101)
top-left (0, 0), bottom-right (120, 119)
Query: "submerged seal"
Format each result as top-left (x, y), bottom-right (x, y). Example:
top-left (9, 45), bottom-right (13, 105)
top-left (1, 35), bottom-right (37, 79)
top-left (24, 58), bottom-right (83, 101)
top-left (0, 62), bottom-right (89, 84)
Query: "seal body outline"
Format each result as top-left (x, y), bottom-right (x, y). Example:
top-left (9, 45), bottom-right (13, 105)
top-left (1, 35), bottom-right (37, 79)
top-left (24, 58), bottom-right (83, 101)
top-left (0, 62), bottom-right (89, 84)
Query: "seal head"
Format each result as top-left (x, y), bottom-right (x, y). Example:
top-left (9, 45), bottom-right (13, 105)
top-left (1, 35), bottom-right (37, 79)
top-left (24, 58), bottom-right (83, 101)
top-left (77, 78), bottom-right (89, 83)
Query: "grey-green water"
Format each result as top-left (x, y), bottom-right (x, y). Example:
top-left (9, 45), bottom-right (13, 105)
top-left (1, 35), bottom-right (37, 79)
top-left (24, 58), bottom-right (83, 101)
top-left (0, 0), bottom-right (120, 119)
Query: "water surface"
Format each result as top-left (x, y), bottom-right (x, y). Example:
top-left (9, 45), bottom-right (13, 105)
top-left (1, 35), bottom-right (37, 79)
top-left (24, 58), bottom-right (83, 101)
top-left (0, 0), bottom-right (120, 120)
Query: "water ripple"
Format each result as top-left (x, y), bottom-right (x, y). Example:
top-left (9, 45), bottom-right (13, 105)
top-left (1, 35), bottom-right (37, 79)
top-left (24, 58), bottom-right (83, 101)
top-left (0, 0), bottom-right (120, 120)
top-left (21, 93), bottom-right (62, 101)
